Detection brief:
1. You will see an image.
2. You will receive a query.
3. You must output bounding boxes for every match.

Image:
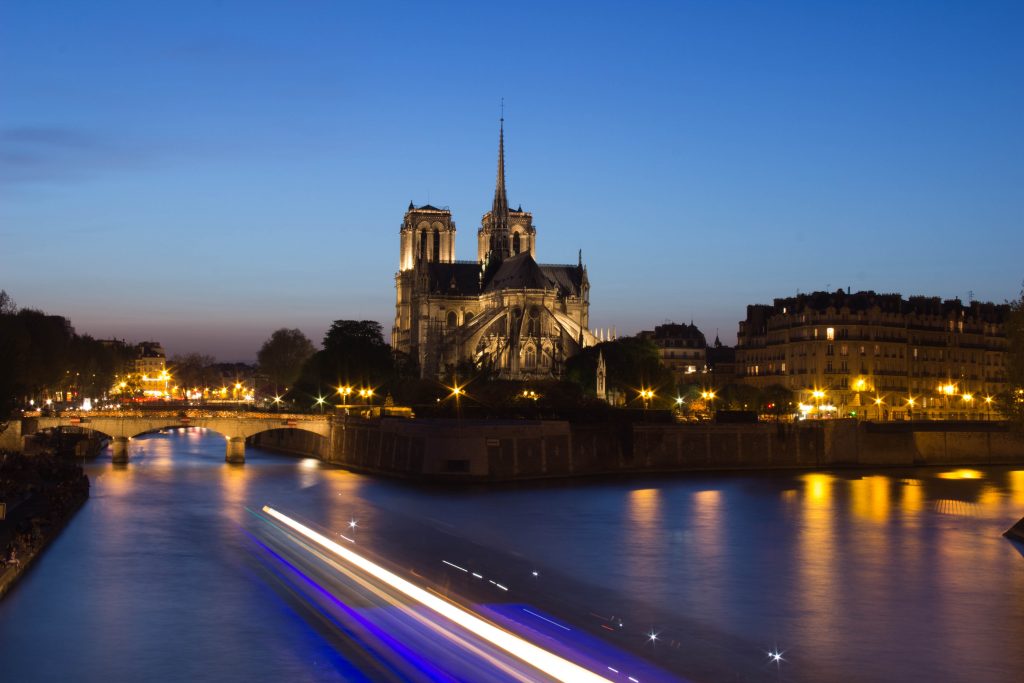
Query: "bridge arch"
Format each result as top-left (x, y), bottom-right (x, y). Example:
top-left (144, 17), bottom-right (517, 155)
top-left (30, 413), bottom-right (333, 464)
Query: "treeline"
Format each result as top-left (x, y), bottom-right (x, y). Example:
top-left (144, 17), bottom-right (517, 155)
top-left (0, 291), bottom-right (135, 415)
top-left (260, 319), bottom-right (795, 417)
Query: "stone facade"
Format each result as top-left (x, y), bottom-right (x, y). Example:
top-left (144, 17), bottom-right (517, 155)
top-left (735, 290), bottom-right (1010, 419)
top-left (638, 322), bottom-right (708, 381)
top-left (392, 120), bottom-right (595, 379)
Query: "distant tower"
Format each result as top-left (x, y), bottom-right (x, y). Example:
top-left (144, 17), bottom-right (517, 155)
top-left (596, 351), bottom-right (607, 402)
top-left (399, 203), bottom-right (456, 272)
top-left (477, 117), bottom-right (536, 263)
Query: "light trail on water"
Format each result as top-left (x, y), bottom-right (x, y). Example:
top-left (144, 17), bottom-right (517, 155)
top-left (263, 505), bottom-right (613, 683)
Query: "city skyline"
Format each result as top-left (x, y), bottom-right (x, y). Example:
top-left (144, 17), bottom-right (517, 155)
top-left (3, 1), bottom-right (1022, 360)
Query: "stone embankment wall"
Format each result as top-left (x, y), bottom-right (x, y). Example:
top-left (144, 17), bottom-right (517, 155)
top-left (249, 417), bottom-right (1024, 482)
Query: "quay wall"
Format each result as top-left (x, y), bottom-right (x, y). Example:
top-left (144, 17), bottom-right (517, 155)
top-left (251, 417), bottom-right (1024, 481)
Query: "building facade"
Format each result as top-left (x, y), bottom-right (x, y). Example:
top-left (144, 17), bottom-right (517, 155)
top-left (638, 322), bottom-right (708, 381)
top-left (392, 121), bottom-right (596, 380)
top-left (735, 290), bottom-right (1009, 419)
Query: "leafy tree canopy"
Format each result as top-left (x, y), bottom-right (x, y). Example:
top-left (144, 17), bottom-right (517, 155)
top-left (257, 328), bottom-right (315, 388)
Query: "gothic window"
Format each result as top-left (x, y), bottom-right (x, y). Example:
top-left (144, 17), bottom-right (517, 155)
top-left (527, 306), bottom-right (540, 337)
top-left (446, 311), bottom-right (457, 328)
top-left (512, 232), bottom-right (521, 255)
top-left (419, 229), bottom-right (427, 261)
top-left (464, 311), bottom-right (474, 325)
top-left (432, 229), bottom-right (440, 261)
top-left (525, 346), bottom-right (537, 368)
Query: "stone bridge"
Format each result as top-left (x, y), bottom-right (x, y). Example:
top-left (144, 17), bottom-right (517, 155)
top-left (17, 410), bottom-right (332, 464)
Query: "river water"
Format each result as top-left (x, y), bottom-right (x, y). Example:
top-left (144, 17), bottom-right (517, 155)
top-left (1, 429), bottom-right (1022, 682)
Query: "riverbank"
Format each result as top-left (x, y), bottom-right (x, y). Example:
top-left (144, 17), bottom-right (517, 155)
top-left (251, 417), bottom-right (1024, 482)
top-left (0, 451), bottom-right (90, 599)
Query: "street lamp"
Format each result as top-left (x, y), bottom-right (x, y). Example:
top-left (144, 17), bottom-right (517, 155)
top-left (873, 395), bottom-right (886, 421)
top-left (810, 389), bottom-right (825, 418)
top-left (962, 393), bottom-right (973, 420)
top-left (639, 388), bottom-right (655, 410)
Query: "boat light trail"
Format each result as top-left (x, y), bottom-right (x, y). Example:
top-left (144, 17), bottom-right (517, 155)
top-left (263, 506), bottom-right (611, 683)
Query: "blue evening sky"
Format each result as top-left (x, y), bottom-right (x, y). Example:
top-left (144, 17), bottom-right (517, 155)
top-left (2, 1), bottom-right (1022, 360)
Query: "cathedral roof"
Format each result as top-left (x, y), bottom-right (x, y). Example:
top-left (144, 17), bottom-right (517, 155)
top-left (424, 262), bottom-right (481, 296)
top-left (539, 264), bottom-right (586, 296)
top-left (482, 253), bottom-right (585, 296)
top-left (485, 253), bottom-right (550, 292)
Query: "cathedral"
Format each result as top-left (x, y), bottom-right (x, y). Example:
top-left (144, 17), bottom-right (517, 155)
top-left (392, 120), bottom-right (596, 380)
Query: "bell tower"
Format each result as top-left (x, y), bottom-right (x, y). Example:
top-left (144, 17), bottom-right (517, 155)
top-left (400, 203), bottom-right (456, 271)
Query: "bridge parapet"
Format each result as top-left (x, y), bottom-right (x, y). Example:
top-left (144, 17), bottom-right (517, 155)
top-left (26, 411), bottom-right (332, 463)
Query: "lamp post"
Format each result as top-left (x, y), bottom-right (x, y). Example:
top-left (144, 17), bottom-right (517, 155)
top-left (811, 389), bottom-right (825, 419)
top-left (700, 390), bottom-right (716, 419)
top-left (962, 393), bottom-right (973, 420)
top-left (640, 388), bottom-right (654, 412)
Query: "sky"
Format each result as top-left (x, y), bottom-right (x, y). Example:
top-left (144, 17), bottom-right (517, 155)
top-left (2, 1), bottom-right (1022, 361)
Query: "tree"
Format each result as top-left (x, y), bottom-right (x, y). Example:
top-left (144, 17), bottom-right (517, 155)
top-left (762, 384), bottom-right (796, 419)
top-left (170, 353), bottom-right (217, 399)
top-left (565, 336), bottom-right (675, 406)
top-left (293, 321), bottom-right (395, 403)
top-left (257, 328), bottom-right (315, 390)
top-left (0, 290), bottom-right (16, 315)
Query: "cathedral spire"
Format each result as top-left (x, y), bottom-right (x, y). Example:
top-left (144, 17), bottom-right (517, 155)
top-left (484, 108), bottom-right (512, 265)
top-left (492, 116), bottom-right (509, 230)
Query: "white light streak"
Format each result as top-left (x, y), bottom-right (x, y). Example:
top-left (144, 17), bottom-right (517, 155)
top-left (472, 572), bottom-right (483, 579)
top-left (522, 608), bottom-right (571, 632)
top-left (263, 506), bottom-right (611, 683)
top-left (443, 560), bottom-right (469, 573)
top-left (607, 667), bottom-right (619, 674)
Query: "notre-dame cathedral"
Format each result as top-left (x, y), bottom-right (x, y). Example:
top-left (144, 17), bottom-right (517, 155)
top-left (392, 119), bottom-right (596, 380)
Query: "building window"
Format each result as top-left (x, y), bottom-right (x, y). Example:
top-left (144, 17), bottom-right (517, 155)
top-left (446, 311), bottom-right (457, 328)
top-left (826, 327), bottom-right (835, 341)
top-left (512, 232), bottom-right (521, 255)
top-left (827, 344), bottom-right (834, 356)
top-left (525, 346), bottom-right (537, 368)
top-left (433, 229), bottom-right (440, 261)
top-left (527, 306), bottom-right (541, 337)
top-left (840, 344), bottom-right (848, 356)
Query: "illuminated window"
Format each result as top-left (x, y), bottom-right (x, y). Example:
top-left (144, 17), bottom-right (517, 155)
top-left (826, 327), bottom-right (835, 341)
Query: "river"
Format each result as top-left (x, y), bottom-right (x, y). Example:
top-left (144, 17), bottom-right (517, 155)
top-left (1, 428), bottom-right (1022, 682)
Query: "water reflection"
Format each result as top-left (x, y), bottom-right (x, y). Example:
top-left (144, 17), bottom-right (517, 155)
top-left (0, 431), bottom-right (1021, 683)
top-left (796, 473), bottom-right (838, 654)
